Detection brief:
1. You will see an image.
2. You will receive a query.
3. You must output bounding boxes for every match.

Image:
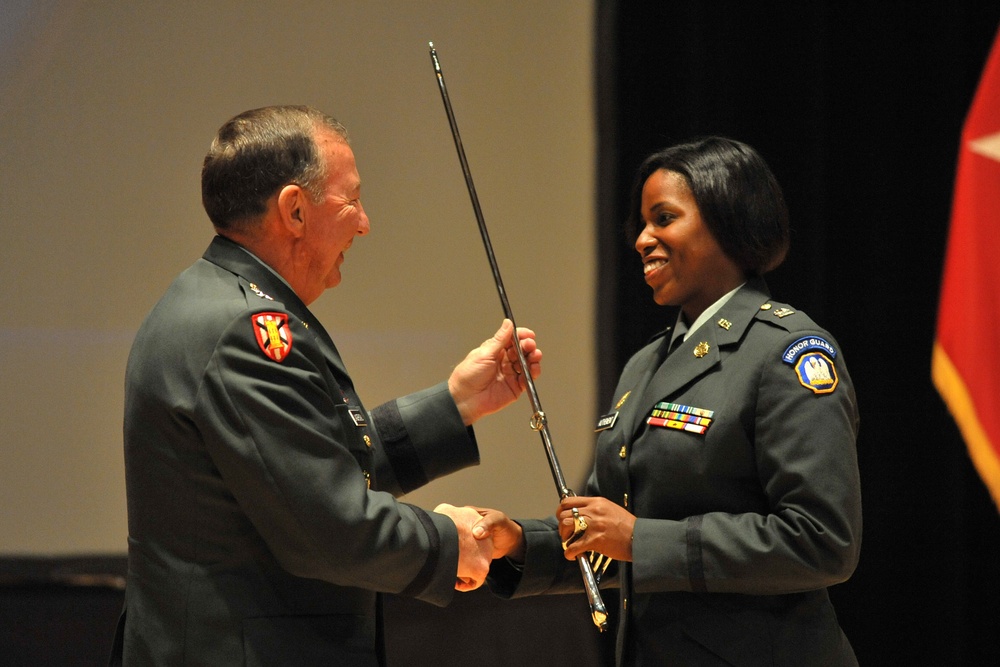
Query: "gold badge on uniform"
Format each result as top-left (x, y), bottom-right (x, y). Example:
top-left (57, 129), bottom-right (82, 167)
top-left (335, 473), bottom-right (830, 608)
top-left (615, 391), bottom-right (631, 410)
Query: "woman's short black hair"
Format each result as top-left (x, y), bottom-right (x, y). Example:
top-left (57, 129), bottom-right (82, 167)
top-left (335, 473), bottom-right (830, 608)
top-left (626, 137), bottom-right (790, 275)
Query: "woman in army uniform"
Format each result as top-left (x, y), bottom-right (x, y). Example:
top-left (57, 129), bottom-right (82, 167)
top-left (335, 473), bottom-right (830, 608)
top-left (478, 137), bottom-right (862, 667)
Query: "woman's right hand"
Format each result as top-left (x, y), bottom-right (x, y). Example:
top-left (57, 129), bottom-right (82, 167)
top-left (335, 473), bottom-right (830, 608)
top-left (471, 507), bottom-right (526, 563)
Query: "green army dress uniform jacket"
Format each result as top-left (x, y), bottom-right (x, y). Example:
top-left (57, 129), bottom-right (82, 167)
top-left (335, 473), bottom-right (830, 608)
top-left (489, 279), bottom-right (862, 666)
top-left (112, 236), bottom-right (479, 666)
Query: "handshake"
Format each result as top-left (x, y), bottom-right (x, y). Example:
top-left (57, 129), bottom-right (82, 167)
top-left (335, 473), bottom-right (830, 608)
top-left (433, 503), bottom-right (523, 592)
top-left (434, 496), bottom-right (634, 591)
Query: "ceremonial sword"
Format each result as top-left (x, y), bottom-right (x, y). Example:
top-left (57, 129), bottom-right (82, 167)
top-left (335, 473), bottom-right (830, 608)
top-left (428, 42), bottom-right (609, 632)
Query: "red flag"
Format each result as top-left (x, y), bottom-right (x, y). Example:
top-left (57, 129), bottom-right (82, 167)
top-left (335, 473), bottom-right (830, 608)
top-left (933, 26), bottom-right (1000, 511)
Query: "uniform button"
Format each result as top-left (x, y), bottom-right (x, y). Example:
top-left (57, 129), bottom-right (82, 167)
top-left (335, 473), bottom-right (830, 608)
top-left (619, 445), bottom-right (627, 459)
top-left (623, 597), bottom-right (628, 609)
top-left (364, 435), bottom-right (372, 448)
top-left (363, 471), bottom-right (371, 489)
top-left (623, 493), bottom-right (629, 508)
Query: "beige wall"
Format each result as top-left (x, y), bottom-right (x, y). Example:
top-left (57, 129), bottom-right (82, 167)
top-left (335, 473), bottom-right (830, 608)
top-left (0, 2), bottom-right (595, 554)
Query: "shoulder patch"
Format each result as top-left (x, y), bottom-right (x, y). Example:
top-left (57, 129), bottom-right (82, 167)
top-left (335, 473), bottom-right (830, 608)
top-left (781, 336), bottom-right (838, 394)
top-left (251, 312), bottom-right (292, 362)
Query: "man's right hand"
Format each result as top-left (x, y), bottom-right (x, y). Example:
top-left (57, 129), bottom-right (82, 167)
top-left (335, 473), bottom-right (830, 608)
top-left (470, 506), bottom-right (525, 563)
top-left (433, 503), bottom-right (494, 591)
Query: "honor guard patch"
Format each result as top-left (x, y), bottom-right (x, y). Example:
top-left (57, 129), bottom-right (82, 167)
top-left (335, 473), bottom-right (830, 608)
top-left (781, 336), bottom-right (839, 394)
top-left (252, 312), bottom-right (292, 362)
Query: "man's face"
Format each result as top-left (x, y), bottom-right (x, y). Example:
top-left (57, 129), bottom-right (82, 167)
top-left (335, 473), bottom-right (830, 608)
top-left (300, 130), bottom-right (370, 292)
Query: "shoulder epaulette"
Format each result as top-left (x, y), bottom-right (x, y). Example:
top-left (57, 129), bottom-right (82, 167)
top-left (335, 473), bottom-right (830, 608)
top-left (754, 301), bottom-right (820, 333)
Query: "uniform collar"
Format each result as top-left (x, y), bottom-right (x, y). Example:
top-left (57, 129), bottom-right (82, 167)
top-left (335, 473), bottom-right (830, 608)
top-left (674, 282), bottom-right (746, 346)
top-left (620, 278), bottom-right (772, 440)
top-left (201, 235), bottom-right (349, 378)
top-left (202, 235), bottom-right (310, 316)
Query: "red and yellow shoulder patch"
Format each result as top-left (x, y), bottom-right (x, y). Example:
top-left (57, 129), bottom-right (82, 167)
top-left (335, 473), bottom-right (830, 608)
top-left (251, 312), bottom-right (292, 362)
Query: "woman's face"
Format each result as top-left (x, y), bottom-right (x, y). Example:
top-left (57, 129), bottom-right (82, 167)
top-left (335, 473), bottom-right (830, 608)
top-left (636, 169), bottom-right (745, 321)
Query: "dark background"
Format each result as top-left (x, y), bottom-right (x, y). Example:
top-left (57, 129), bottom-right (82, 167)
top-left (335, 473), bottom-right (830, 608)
top-left (596, 2), bottom-right (1000, 665)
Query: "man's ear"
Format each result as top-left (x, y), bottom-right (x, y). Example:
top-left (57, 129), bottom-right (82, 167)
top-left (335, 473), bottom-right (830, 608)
top-left (276, 184), bottom-right (307, 237)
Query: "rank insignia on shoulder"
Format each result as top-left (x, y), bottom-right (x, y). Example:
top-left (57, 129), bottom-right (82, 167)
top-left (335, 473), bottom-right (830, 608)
top-left (781, 336), bottom-right (839, 394)
top-left (773, 307), bottom-right (795, 318)
top-left (595, 412), bottom-right (619, 432)
top-left (248, 282), bottom-right (274, 300)
top-left (251, 312), bottom-right (292, 362)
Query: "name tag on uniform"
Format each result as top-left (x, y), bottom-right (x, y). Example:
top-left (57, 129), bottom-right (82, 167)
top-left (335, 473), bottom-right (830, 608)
top-left (595, 412), bottom-right (619, 432)
top-left (348, 407), bottom-right (368, 427)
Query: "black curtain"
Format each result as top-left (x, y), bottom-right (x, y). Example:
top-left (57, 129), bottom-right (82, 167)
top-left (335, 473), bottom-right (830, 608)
top-left (596, 2), bottom-right (1000, 665)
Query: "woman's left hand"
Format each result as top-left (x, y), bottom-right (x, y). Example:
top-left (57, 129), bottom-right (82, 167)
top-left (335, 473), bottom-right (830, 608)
top-left (557, 496), bottom-right (636, 562)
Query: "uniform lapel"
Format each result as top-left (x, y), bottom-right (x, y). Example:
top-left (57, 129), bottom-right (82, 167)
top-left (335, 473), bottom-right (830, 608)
top-left (624, 326), bottom-right (722, 441)
top-left (622, 279), bottom-right (771, 442)
top-left (612, 333), bottom-right (671, 440)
